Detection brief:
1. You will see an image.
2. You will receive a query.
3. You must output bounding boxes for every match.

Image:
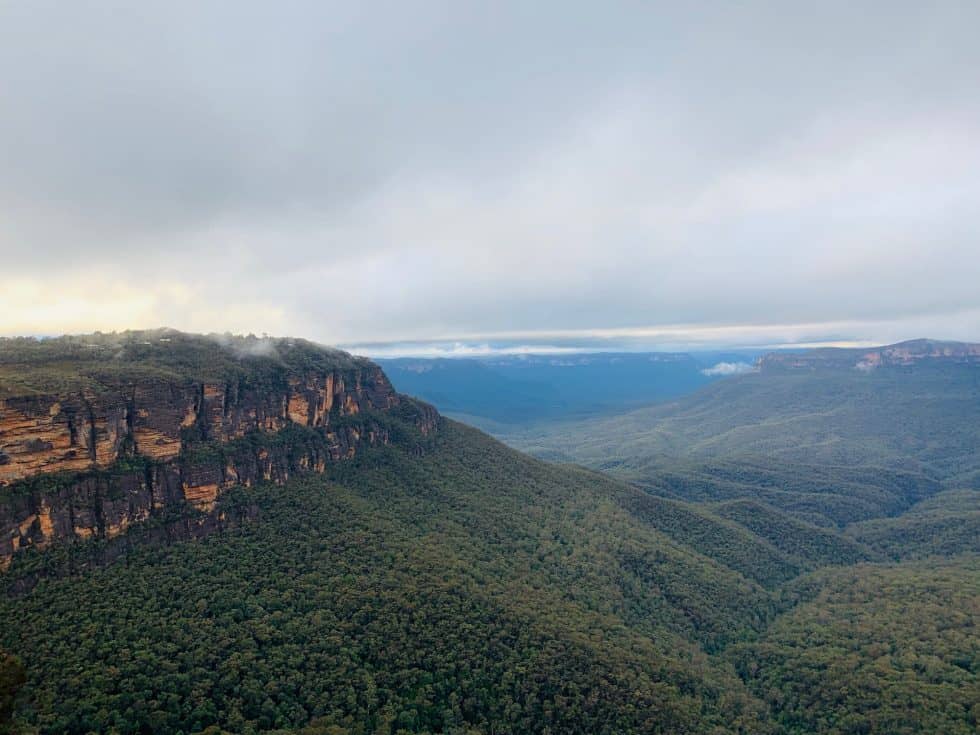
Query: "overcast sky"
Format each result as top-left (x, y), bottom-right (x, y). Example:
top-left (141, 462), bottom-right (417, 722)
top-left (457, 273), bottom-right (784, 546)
top-left (1, 1), bottom-right (978, 353)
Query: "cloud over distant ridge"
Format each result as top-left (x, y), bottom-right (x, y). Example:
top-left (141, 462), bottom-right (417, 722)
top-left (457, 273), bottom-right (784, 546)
top-left (701, 362), bottom-right (756, 377)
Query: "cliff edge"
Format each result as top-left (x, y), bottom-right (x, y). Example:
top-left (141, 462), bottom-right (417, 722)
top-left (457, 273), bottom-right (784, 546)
top-left (0, 330), bottom-right (439, 571)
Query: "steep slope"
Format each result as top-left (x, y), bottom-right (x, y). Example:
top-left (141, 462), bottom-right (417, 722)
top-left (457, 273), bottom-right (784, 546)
top-left (2, 421), bottom-right (777, 734)
top-left (0, 331), bottom-right (784, 733)
top-left (612, 489), bottom-right (809, 587)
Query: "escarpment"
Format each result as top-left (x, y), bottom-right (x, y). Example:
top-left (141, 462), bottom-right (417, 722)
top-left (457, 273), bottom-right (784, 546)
top-left (758, 338), bottom-right (980, 372)
top-left (0, 331), bottom-right (440, 571)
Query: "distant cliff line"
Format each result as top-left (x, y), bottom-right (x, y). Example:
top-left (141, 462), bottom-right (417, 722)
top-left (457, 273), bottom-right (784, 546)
top-left (759, 338), bottom-right (980, 372)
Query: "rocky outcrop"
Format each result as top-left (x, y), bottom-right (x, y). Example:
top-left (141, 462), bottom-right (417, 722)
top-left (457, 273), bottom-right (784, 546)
top-left (0, 364), bottom-right (410, 484)
top-left (0, 350), bottom-right (440, 572)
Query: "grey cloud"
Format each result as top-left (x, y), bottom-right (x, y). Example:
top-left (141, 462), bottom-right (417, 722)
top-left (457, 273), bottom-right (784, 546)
top-left (0, 2), bottom-right (978, 346)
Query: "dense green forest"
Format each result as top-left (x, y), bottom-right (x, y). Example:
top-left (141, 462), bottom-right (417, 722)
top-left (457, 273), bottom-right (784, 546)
top-left (2, 340), bottom-right (978, 734)
top-left (2, 421), bottom-right (977, 734)
top-left (0, 330), bottom-right (363, 398)
top-left (846, 489), bottom-right (980, 559)
top-left (3, 423), bottom-right (776, 734)
top-left (731, 559), bottom-right (980, 735)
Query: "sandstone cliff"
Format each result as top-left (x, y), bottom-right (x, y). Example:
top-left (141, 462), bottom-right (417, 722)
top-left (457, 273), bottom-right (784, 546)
top-left (758, 339), bottom-right (980, 372)
top-left (0, 331), bottom-right (439, 571)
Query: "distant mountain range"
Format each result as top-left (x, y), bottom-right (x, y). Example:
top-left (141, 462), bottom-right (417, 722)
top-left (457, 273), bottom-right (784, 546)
top-left (500, 339), bottom-right (980, 521)
top-left (378, 350), bottom-right (761, 426)
top-left (759, 338), bottom-right (980, 371)
top-left (379, 339), bottom-right (980, 429)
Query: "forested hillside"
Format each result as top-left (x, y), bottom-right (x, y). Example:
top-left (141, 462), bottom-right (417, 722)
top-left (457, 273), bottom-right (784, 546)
top-left (846, 489), bottom-right (980, 559)
top-left (1, 337), bottom-right (978, 734)
top-left (731, 558), bottom-right (980, 735)
top-left (504, 365), bottom-right (980, 480)
top-left (3, 420), bottom-right (977, 734)
top-left (3, 423), bottom-right (778, 734)
top-left (499, 347), bottom-right (980, 527)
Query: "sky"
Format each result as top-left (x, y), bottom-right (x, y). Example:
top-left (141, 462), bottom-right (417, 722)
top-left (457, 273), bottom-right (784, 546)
top-left (1, 1), bottom-right (979, 355)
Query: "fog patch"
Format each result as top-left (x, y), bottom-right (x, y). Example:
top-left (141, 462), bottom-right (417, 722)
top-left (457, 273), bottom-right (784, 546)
top-left (207, 332), bottom-right (281, 360)
top-left (701, 361), bottom-right (756, 376)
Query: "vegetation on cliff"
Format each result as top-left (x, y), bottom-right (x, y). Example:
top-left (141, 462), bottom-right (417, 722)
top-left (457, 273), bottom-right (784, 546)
top-left (0, 330), bottom-right (364, 398)
top-left (0, 330), bottom-right (439, 570)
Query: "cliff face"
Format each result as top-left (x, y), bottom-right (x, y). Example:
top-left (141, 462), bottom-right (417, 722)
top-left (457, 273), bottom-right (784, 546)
top-left (0, 333), bottom-right (439, 571)
top-left (0, 364), bottom-right (411, 484)
top-left (759, 339), bottom-right (980, 372)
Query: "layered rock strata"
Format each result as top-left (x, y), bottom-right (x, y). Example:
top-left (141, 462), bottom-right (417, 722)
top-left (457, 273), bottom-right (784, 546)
top-left (1, 361), bottom-right (439, 571)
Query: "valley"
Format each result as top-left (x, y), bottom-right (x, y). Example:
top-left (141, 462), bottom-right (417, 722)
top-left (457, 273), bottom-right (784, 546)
top-left (0, 333), bottom-right (977, 734)
top-left (376, 351), bottom-right (757, 428)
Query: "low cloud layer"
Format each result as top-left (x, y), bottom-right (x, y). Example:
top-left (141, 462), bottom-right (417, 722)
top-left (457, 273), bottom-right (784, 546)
top-left (1, 2), bottom-right (978, 348)
top-left (701, 362), bottom-right (757, 377)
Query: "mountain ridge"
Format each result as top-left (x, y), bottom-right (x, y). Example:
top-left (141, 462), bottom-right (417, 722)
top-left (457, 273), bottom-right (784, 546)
top-left (758, 338), bottom-right (980, 371)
